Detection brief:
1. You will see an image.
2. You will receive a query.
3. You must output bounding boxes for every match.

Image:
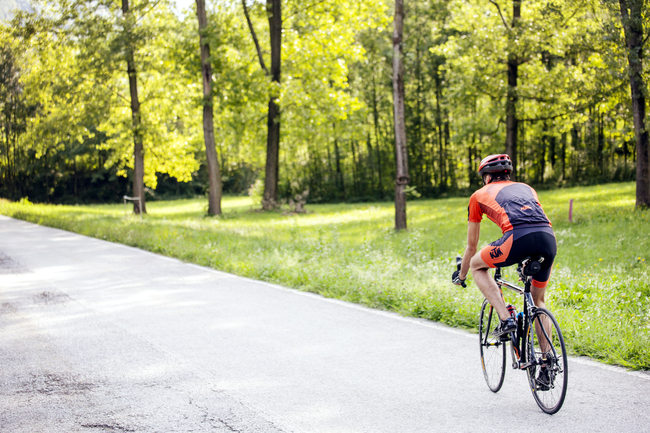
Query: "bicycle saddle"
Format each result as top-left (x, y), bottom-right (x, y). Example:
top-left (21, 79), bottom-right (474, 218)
top-left (521, 256), bottom-right (544, 276)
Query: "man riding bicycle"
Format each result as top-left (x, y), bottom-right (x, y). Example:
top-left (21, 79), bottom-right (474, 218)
top-left (452, 154), bottom-right (557, 346)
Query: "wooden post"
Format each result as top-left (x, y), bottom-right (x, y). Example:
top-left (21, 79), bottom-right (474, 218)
top-left (569, 199), bottom-right (574, 223)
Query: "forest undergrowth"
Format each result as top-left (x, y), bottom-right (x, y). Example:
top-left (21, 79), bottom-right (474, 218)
top-left (1, 182), bottom-right (649, 369)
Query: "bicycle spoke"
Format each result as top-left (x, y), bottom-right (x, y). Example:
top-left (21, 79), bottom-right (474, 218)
top-left (479, 300), bottom-right (506, 393)
top-left (525, 308), bottom-right (568, 414)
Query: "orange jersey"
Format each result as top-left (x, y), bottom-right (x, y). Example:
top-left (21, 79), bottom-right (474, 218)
top-left (468, 181), bottom-right (552, 233)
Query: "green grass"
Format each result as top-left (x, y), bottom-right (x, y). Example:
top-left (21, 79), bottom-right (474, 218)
top-left (2, 182), bottom-right (649, 369)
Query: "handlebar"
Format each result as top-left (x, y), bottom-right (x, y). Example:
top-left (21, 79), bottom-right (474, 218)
top-left (454, 256), bottom-right (467, 288)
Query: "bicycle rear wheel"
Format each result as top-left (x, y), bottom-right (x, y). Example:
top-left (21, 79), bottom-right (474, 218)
top-left (525, 307), bottom-right (568, 414)
top-left (479, 299), bottom-right (506, 392)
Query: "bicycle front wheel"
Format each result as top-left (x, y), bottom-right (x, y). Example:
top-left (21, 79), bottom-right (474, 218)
top-left (525, 307), bottom-right (568, 414)
top-left (479, 299), bottom-right (506, 392)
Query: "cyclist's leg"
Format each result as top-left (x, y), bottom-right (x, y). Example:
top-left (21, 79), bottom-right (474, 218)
top-left (471, 231), bottom-right (514, 322)
top-left (470, 254), bottom-right (510, 321)
top-left (531, 282), bottom-right (552, 355)
top-left (530, 230), bottom-right (557, 355)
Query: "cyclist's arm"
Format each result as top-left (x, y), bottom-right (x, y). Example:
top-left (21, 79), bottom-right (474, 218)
top-left (459, 222), bottom-right (480, 280)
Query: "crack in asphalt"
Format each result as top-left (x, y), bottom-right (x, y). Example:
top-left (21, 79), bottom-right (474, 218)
top-left (81, 423), bottom-right (136, 432)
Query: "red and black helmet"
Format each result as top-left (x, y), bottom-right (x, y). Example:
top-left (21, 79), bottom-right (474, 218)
top-left (478, 154), bottom-right (513, 177)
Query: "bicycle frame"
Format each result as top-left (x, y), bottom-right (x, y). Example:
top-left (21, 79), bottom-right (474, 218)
top-left (493, 267), bottom-right (537, 369)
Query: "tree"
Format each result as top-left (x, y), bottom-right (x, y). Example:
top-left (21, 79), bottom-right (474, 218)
top-left (504, 0), bottom-right (521, 180)
top-left (242, 0), bottom-right (281, 209)
top-left (196, 0), bottom-right (222, 215)
top-left (486, 0), bottom-right (523, 179)
top-left (392, 0), bottom-right (409, 230)
top-left (121, 0), bottom-right (146, 214)
top-left (617, 0), bottom-right (650, 207)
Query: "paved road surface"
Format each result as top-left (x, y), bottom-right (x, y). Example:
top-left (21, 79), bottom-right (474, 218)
top-left (1, 215), bottom-right (649, 432)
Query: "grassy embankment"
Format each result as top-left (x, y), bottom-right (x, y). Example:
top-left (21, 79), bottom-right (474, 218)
top-left (1, 182), bottom-right (649, 369)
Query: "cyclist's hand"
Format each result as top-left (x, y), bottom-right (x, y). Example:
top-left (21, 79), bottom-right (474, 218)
top-left (452, 270), bottom-right (467, 288)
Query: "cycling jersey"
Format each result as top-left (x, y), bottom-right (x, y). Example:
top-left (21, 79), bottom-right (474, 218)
top-left (469, 180), bottom-right (556, 288)
top-left (468, 181), bottom-right (551, 234)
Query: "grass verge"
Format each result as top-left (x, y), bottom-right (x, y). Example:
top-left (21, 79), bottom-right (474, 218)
top-left (1, 182), bottom-right (649, 369)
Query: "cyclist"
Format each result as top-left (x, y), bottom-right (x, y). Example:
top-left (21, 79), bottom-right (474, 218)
top-left (452, 154), bottom-right (557, 388)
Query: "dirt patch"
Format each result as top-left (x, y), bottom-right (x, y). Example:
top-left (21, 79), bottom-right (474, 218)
top-left (20, 372), bottom-right (94, 396)
top-left (0, 253), bottom-right (28, 274)
top-left (1, 301), bottom-right (17, 312)
top-left (33, 291), bottom-right (70, 305)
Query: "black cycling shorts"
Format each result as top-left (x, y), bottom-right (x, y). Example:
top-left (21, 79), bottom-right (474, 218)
top-left (479, 225), bottom-right (557, 288)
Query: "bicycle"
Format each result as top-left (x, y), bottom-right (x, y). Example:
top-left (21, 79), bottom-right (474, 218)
top-left (458, 256), bottom-right (568, 414)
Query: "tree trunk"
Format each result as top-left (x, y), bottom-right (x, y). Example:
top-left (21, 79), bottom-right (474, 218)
top-left (333, 130), bottom-right (344, 198)
top-left (326, 141), bottom-right (334, 191)
top-left (262, 0), bottom-right (282, 209)
top-left (196, 0), bottom-right (222, 215)
top-left (371, 72), bottom-right (383, 194)
top-left (549, 135), bottom-right (557, 169)
top-left (350, 138), bottom-right (359, 195)
top-left (505, 1), bottom-right (521, 180)
top-left (561, 132), bottom-right (567, 180)
top-left (597, 111), bottom-right (604, 174)
top-left (392, 0), bottom-right (408, 231)
top-left (468, 136), bottom-right (474, 186)
top-left (520, 114), bottom-right (526, 182)
top-left (122, 0), bottom-right (146, 214)
top-left (434, 68), bottom-right (445, 190)
top-left (415, 40), bottom-right (423, 188)
top-left (505, 60), bottom-right (518, 181)
top-left (445, 116), bottom-right (455, 188)
top-left (366, 132), bottom-right (374, 190)
top-left (619, 0), bottom-right (650, 207)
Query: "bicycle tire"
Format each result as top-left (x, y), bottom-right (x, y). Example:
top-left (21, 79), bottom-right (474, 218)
top-left (524, 307), bottom-right (568, 414)
top-left (479, 299), bottom-right (506, 392)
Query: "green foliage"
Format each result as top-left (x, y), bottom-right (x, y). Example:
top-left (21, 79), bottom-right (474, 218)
top-left (1, 0), bottom-right (645, 205)
top-left (2, 181), bottom-right (649, 369)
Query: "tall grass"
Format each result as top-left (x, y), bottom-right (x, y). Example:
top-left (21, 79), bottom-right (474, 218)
top-left (1, 182), bottom-right (649, 369)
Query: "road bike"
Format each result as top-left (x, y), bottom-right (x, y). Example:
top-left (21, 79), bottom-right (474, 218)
top-left (459, 256), bottom-right (568, 414)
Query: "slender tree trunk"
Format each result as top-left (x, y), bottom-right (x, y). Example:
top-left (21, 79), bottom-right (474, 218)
top-left (4, 112), bottom-right (11, 184)
top-left (122, 0), bottom-right (145, 214)
top-left (597, 111), bottom-right (604, 174)
top-left (366, 132), bottom-right (374, 190)
top-left (333, 127), bottom-right (344, 198)
top-left (262, 0), bottom-right (282, 209)
top-left (392, 0), bottom-right (408, 230)
top-left (561, 132), bottom-right (567, 180)
top-left (619, 0), bottom-right (650, 207)
top-left (326, 141), bottom-right (333, 189)
top-left (372, 72), bottom-right (383, 194)
top-left (434, 69), bottom-right (445, 190)
top-left (505, 1), bottom-right (521, 180)
top-left (350, 139), bottom-right (359, 195)
top-left (549, 135), bottom-right (557, 169)
top-left (73, 157), bottom-right (77, 196)
top-left (445, 116), bottom-right (455, 188)
top-left (415, 40), bottom-right (423, 188)
top-left (196, 0), bottom-right (222, 215)
top-left (520, 114), bottom-right (526, 182)
top-left (12, 106), bottom-right (17, 186)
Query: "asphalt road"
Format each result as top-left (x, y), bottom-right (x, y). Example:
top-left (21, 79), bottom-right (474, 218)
top-left (1, 215), bottom-right (649, 433)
